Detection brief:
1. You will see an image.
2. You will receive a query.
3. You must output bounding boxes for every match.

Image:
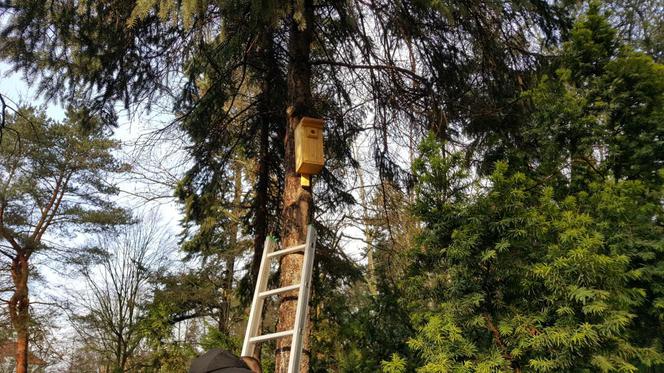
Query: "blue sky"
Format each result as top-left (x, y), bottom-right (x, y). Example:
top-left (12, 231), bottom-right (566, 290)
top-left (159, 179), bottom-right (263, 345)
top-left (1, 62), bottom-right (66, 121)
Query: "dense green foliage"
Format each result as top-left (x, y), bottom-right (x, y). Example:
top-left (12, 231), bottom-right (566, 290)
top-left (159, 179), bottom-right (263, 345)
top-left (379, 5), bottom-right (664, 372)
top-left (393, 151), bottom-right (663, 371)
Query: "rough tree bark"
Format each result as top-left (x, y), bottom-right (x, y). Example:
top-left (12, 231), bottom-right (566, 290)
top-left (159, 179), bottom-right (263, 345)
top-left (275, 1), bottom-right (315, 371)
top-left (9, 252), bottom-right (29, 373)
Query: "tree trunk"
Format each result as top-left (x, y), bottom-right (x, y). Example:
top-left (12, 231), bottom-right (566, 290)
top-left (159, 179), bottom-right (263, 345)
top-left (222, 161), bottom-right (242, 333)
top-left (357, 161), bottom-right (377, 295)
top-left (250, 86), bottom-right (270, 363)
top-left (9, 252), bottom-right (29, 373)
top-left (119, 348), bottom-right (129, 373)
top-left (251, 28), bottom-right (284, 290)
top-left (251, 84), bottom-right (271, 289)
top-left (249, 29), bottom-right (283, 362)
top-left (275, 1), bottom-right (314, 372)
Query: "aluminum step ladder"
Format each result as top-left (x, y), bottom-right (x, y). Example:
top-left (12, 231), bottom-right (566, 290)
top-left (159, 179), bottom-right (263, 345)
top-left (241, 225), bottom-right (317, 373)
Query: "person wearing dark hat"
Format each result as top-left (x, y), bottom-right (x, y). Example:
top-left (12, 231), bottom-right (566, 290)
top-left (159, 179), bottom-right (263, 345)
top-left (188, 349), bottom-right (262, 373)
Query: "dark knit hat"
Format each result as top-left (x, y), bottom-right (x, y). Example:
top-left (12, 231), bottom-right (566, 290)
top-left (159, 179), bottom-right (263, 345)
top-left (188, 349), bottom-right (254, 373)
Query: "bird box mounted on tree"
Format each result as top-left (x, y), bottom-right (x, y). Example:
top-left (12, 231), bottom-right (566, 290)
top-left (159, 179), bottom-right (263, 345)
top-left (295, 117), bottom-right (324, 186)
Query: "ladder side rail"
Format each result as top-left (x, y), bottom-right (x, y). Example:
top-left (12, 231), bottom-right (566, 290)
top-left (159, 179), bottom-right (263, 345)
top-left (287, 225), bottom-right (317, 373)
top-left (241, 237), bottom-right (276, 357)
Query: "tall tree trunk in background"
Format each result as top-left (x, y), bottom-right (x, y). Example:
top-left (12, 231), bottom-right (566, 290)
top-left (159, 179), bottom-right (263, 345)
top-left (251, 118), bottom-right (269, 286)
top-left (250, 30), bottom-right (280, 289)
top-left (221, 161), bottom-right (242, 333)
top-left (250, 81), bottom-right (270, 363)
top-left (249, 30), bottom-right (284, 363)
top-left (357, 158), bottom-right (377, 296)
top-left (9, 252), bottom-right (29, 373)
top-left (275, 1), bottom-right (314, 372)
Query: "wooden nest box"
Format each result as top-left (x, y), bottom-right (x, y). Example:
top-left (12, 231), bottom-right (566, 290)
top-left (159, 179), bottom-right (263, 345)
top-left (295, 117), bottom-right (325, 187)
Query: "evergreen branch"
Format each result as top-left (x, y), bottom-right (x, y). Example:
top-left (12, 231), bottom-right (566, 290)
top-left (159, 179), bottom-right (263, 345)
top-left (310, 59), bottom-right (430, 84)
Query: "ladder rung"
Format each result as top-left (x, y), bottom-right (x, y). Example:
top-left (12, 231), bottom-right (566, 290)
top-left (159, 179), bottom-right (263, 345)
top-left (267, 244), bottom-right (306, 258)
top-left (249, 329), bottom-right (294, 343)
top-left (259, 284), bottom-right (301, 298)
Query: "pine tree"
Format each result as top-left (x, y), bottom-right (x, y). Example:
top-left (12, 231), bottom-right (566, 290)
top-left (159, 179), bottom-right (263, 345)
top-left (0, 107), bottom-right (130, 373)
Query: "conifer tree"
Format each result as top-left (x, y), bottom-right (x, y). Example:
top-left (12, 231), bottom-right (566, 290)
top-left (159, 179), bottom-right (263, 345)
top-left (385, 137), bottom-right (664, 372)
top-left (0, 107), bottom-right (130, 373)
top-left (384, 5), bottom-right (664, 372)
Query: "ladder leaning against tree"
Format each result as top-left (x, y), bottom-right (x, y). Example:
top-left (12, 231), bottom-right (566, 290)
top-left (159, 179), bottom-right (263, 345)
top-left (241, 225), bottom-right (317, 373)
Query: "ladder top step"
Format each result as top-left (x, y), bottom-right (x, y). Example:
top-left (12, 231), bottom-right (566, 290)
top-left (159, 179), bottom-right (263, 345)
top-left (259, 284), bottom-right (301, 298)
top-left (267, 244), bottom-right (306, 258)
top-left (249, 329), bottom-right (294, 344)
